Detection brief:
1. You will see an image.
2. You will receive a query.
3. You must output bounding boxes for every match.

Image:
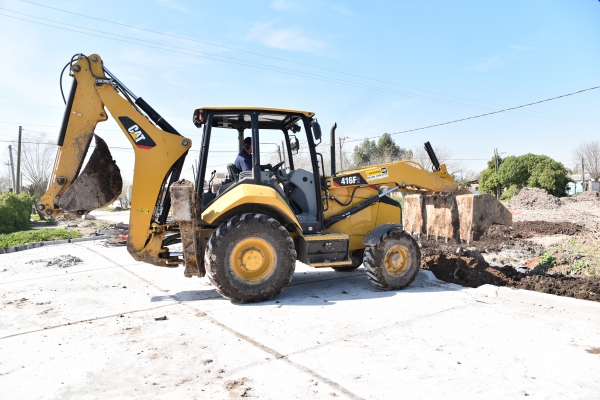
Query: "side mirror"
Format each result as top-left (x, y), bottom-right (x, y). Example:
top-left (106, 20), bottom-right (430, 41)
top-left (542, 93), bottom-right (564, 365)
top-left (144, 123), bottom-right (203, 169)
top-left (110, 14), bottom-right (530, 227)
top-left (311, 119), bottom-right (322, 143)
top-left (290, 135), bottom-right (300, 153)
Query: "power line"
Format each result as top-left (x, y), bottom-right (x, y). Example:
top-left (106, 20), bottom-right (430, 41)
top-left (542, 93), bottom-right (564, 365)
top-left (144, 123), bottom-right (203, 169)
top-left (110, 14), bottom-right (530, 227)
top-left (1, 9), bottom-right (599, 125)
top-left (346, 85), bottom-right (600, 144)
top-left (17, 0), bottom-right (600, 124)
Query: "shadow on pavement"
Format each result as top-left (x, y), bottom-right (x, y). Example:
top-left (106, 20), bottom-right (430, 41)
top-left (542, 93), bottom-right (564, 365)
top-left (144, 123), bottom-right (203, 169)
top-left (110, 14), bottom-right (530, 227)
top-left (150, 269), bottom-right (458, 305)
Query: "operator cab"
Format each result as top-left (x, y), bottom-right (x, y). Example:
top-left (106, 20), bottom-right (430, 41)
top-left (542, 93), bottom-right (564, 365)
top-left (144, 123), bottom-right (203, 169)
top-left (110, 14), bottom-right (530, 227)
top-left (193, 107), bottom-right (324, 233)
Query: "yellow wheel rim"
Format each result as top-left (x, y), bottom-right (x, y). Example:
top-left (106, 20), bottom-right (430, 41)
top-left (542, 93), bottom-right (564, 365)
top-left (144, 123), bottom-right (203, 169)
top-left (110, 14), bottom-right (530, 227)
top-left (231, 237), bottom-right (277, 283)
top-left (384, 245), bottom-right (411, 275)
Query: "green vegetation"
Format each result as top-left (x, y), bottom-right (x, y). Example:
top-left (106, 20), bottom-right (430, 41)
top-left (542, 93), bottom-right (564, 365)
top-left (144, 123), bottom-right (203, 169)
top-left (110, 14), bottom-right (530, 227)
top-left (0, 229), bottom-right (82, 248)
top-left (353, 133), bottom-right (413, 166)
top-left (480, 153), bottom-right (571, 198)
top-left (538, 253), bottom-right (557, 267)
top-left (0, 192), bottom-right (35, 233)
top-left (543, 238), bottom-right (600, 276)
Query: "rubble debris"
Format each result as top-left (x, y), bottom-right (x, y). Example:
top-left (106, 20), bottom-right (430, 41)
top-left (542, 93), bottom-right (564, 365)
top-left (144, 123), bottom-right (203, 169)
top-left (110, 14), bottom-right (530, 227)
top-left (507, 187), bottom-right (563, 210)
top-left (154, 316), bottom-right (168, 321)
top-left (26, 255), bottom-right (83, 268)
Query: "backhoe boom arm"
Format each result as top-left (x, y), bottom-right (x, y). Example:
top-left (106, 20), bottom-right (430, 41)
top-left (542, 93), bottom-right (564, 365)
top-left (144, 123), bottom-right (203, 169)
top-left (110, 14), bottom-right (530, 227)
top-left (39, 54), bottom-right (192, 266)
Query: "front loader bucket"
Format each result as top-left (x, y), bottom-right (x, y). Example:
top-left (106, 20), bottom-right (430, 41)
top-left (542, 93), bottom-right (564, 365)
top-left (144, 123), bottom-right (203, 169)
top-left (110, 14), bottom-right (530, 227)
top-left (404, 193), bottom-right (512, 243)
top-left (58, 135), bottom-right (122, 214)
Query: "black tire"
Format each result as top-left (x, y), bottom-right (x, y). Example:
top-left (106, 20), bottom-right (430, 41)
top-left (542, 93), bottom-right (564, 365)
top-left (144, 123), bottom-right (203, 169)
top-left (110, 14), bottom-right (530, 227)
top-left (204, 213), bottom-right (296, 303)
top-left (332, 250), bottom-right (363, 272)
top-left (363, 229), bottom-right (420, 290)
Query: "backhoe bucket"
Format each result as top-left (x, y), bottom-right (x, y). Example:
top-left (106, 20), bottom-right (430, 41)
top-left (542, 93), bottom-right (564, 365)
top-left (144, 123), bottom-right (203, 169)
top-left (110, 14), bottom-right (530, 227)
top-left (404, 193), bottom-right (512, 244)
top-left (58, 135), bottom-right (122, 214)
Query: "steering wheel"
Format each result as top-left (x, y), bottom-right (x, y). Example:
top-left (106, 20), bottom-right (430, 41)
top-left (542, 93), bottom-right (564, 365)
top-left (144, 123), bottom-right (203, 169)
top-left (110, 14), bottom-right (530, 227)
top-left (270, 160), bottom-right (285, 173)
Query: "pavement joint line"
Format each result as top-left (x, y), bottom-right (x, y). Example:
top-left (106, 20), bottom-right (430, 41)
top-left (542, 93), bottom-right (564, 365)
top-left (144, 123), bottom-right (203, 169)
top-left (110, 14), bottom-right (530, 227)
top-left (79, 243), bottom-right (364, 400)
top-left (281, 304), bottom-right (467, 360)
top-left (0, 265), bottom-right (120, 285)
top-left (0, 302), bottom-right (177, 340)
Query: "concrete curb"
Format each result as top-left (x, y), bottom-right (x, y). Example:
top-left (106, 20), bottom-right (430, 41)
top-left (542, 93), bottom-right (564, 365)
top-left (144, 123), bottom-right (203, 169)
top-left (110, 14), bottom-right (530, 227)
top-left (0, 235), bottom-right (112, 255)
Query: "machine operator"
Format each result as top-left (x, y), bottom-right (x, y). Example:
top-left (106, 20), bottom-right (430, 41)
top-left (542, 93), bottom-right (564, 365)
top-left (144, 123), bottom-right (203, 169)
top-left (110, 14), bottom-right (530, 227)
top-left (234, 137), bottom-right (252, 172)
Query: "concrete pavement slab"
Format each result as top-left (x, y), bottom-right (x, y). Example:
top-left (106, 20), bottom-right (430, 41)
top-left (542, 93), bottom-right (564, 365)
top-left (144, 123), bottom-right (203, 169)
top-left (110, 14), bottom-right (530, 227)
top-left (1, 241), bottom-right (599, 399)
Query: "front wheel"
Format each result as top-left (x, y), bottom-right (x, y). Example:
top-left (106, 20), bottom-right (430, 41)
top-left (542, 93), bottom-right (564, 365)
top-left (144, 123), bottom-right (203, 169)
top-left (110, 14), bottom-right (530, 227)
top-left (363, 230), bottom-right (420, 290)
top-left (204, 213), bottom-right (296, 303)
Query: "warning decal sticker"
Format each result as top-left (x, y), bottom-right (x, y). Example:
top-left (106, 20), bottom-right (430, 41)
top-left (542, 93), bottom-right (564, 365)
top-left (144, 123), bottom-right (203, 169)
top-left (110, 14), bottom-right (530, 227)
top-left (366, 166), bottom-right (389, 181)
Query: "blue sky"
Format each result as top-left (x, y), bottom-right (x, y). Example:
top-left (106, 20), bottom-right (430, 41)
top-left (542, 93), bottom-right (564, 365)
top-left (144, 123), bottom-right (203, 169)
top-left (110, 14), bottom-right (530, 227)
top-left (0, 0), bottom-right (599, 182)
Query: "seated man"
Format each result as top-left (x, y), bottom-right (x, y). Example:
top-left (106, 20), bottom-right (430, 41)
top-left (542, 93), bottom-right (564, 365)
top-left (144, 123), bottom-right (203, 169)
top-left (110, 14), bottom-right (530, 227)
top-left (234, 137), bottom-right (252, 172)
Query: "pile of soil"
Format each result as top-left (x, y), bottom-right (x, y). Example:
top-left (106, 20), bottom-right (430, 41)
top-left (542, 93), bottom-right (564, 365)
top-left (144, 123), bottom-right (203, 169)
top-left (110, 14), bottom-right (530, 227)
top-left (507, 187), bottom-right (562, 210)
top-left (418, 221), bottom-right (582, 257)
top-left (421, 254), bottom-right (600, 302)
top-left (575, 191), bottom-right (600, 201)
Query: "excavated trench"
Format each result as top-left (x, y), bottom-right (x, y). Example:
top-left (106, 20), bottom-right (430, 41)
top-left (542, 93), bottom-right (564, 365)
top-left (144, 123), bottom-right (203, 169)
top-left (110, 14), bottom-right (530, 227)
top-left (417, 220), bottom-right (600, 303)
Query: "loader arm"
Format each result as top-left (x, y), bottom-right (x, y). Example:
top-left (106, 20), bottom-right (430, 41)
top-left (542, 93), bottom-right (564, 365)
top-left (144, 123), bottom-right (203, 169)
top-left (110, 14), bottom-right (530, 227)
top-left (39, 54), bottom-right (192, 266)
top-left (323, 159), bottom-right (511, 243)
top-left (329, 160), bottom-right (468, 194)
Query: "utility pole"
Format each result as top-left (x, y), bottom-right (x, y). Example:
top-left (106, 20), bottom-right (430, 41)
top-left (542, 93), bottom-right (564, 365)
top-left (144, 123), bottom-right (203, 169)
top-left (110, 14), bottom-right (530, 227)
top-left (582, 156), bottom-right (585, 193)
top-left (339, 136), bottom-right (348, 171)
top-left (16, 126), bottom-right (22, 194)
top-left (494, 148), bottom-right (499, 199)
top-left (8, 145), bottom-right (16, 193)
top-left (281, 140), bottom-right (286, 167)
top-left (277, 145), bottom-right (282, 162)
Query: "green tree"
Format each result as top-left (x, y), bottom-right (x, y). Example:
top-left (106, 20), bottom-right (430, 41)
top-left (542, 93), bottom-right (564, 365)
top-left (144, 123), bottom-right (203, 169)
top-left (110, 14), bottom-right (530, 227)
top-left (353, 133), bottom-right (412, 166)
top-left (479, 156), bottom-right (503, 195)
top-left (480, 153), bottom-right (571, 198)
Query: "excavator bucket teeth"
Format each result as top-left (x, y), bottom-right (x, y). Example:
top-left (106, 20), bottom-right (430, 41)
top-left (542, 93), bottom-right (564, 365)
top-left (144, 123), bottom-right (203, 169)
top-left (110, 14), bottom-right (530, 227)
top-left (404, 193), bottom-right (512, 243)
top-left (58, 135), bottom-right (122, 214)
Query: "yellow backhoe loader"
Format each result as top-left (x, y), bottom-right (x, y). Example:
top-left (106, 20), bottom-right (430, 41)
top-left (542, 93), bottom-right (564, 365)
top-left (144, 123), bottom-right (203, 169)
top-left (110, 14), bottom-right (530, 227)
top-left (39, 54), bottom-right (511, 302)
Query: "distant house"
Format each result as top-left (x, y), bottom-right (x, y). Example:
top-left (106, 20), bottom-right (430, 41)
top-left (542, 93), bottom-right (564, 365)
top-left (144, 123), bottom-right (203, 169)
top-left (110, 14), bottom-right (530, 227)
top-left (567, 173), bottom-right (599, 195)
top-left (466, 180), bottom-right (479, 194)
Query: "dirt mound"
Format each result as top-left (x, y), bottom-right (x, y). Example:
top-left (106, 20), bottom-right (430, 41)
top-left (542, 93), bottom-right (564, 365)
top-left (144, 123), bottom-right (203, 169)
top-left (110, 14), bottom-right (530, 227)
top-left (576, 191), bottom-right (600, 201)
top-left (418, 221), bottom-right (581, 258)
top-left (422, 254), bottom-right (522, 287)
top-left (514, 274), bottom-right (600, 301)
top-left (507, 187), bottom-right (562, 210)
top-left (421, 255), bottom-right (600, 302)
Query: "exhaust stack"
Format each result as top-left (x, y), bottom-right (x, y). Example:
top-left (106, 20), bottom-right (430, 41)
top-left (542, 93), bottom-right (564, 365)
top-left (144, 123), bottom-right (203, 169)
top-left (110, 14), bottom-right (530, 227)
top-left (330, 122), bottom-right (337, 176)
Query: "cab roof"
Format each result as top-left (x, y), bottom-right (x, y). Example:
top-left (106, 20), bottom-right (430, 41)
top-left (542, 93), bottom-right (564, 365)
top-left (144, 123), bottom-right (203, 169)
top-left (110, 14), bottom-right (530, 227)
top-left (194, 107), bottom-right (315, 130)
top-left (194, 106), bottom-right (315, 118)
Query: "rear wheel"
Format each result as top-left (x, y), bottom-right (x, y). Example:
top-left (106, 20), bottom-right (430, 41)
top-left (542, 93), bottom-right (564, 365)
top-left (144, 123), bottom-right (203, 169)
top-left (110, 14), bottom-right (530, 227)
top-left (363, 230), bottom-right (420, 289)
top-left (204, 213), bottom-right (296, 303)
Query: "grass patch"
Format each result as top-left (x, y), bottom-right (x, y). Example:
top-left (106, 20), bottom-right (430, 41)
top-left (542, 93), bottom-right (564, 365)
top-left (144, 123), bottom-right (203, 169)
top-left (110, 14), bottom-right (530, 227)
top-left (0, 229), bottom-right (82, 248)
top-left (99, 206), bottom-right (115, 211)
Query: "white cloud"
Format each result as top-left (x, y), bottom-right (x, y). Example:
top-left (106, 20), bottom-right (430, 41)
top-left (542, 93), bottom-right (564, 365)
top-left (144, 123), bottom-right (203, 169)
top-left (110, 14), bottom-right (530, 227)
top-left (245, 22), bottom-right (324, 52)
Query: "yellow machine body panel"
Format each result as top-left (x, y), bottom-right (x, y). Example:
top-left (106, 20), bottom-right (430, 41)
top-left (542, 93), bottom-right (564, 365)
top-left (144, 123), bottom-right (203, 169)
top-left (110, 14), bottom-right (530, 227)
top-left (201, 184), bottom-right (301, 229)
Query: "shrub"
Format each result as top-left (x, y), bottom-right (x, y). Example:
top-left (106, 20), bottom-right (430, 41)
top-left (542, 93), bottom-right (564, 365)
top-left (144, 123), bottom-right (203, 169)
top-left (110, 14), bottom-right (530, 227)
top-left (0, 192), bottom-right (35, 233)
top-left (500, 185), bottom-right (520, 201)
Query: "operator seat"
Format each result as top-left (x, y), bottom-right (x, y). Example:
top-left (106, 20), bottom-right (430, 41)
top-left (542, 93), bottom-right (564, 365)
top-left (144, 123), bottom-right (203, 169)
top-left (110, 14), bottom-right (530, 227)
top-left (227, 163), bottom-right (241, 181)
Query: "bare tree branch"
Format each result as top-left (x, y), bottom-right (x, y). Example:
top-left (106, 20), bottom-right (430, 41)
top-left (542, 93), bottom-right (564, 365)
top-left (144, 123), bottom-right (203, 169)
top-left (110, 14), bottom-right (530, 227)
top-left (572, 140), bottom-right (600, 180)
